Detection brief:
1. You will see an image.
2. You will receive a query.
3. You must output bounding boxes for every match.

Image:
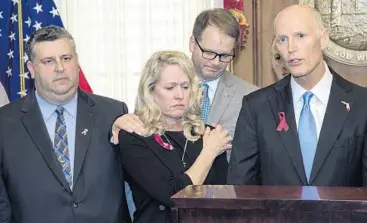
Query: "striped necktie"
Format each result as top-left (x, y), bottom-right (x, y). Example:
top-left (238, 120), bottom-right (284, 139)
top-left (54, 107), bottom-right (72, 187)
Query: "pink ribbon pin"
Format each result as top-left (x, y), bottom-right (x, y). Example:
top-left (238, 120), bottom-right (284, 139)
top-left (276, 112), bottom-right (289, 132)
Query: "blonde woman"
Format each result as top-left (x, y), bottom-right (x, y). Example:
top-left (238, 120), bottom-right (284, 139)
top-left (119, 51), bottom-right (231, 223)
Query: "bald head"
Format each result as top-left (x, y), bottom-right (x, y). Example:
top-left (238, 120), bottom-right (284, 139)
top-left (272, 4), bottom-right (329, 89)
top-left (274, 4), bottom-right (325, 35)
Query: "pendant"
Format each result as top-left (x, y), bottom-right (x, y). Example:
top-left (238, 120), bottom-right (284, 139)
top-left (182, 161), bottom-right (187, 168)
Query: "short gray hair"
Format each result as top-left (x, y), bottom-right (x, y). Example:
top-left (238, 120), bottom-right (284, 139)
top-left (25, 25), bottom-right (76, 62)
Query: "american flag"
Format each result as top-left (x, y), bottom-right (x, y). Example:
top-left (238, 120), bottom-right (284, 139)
top-left (0, 0), bottom-right (92, 104)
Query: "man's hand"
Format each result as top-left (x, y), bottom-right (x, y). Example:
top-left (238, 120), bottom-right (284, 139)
top-left (112, 114), bottom-right (144, 144)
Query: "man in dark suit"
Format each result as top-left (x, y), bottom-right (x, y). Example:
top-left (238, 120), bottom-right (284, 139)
top-left (0, 26), bottom-right (131, 222)
top-left (228, 4), bottom-right (367, 186)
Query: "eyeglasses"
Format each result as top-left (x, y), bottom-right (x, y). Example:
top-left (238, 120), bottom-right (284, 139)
top-left (194, 38), bottom-right (235, 63)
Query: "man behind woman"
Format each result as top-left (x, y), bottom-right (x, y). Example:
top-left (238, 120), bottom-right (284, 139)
top-left (118, 51), bottom-right (231, 222)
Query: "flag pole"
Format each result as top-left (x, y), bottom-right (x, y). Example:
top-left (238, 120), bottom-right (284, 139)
top-left (18, 0), bottom-right (26, 97)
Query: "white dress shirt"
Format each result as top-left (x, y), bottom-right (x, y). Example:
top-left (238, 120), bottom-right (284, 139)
top-left (291, 61), bottom-right (333, 140)
top-left (204, 77), bottom-right (220, 105)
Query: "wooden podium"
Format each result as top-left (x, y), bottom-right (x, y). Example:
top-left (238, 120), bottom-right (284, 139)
top-left (171, 185), bottom-right (367, 223)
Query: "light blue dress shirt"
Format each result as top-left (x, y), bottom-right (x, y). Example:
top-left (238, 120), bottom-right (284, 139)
top-left (36, 92), bottom-right (77, 188)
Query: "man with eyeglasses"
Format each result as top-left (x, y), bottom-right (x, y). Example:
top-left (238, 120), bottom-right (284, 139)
top-left (188, 9), bottom-right (258, 150)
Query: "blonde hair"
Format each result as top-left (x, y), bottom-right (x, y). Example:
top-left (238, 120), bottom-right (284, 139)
top-left (135, 51), bottom-right (205, 141)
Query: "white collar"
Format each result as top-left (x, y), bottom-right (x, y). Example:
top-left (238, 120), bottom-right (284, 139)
top-left (202, 76), bottom-right (220, 91)
top-left (291, 61), bottom-right (333, 105)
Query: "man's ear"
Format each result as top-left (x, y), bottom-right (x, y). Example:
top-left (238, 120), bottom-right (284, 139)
top-left (320, 28), bottom-right (329, 50)
top-left (26, 61), bottom-right (36, 79)
top-left (189, 36), bottom-right (195, 53)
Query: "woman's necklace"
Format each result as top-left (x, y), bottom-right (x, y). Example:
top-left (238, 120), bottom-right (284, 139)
top-left (162, 134), bottom-right (188, 168)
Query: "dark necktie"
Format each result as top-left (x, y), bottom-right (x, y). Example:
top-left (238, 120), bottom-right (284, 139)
top-left (54, 107), bottom-right (72, 187)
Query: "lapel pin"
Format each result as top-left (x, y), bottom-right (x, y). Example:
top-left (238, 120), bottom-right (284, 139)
top-left (224, 92), bottom-right (229, 98)
top-left (341, 101), bottom-right (350, 112)
top-left (276, 112), bottom-right (289, 132)
top-left (81, 129), bottom-right (88, 135)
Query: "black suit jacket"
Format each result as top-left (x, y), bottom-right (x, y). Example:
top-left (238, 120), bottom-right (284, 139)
top-left (228, 70), bottom-right (367, 186)
top-left (0, 90), bottom-right (131, 223)
top-left (119, 130), bottom-right (227, 223)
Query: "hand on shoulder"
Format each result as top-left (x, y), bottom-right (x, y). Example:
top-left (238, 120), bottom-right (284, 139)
top-left (112, 113), bottom-right (145, 144)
